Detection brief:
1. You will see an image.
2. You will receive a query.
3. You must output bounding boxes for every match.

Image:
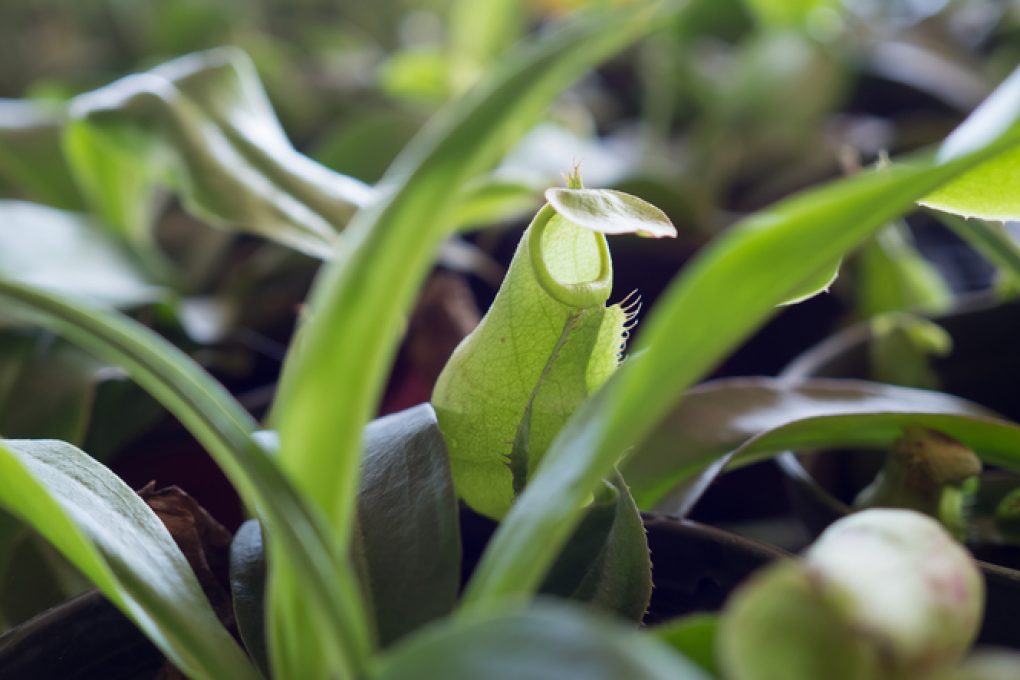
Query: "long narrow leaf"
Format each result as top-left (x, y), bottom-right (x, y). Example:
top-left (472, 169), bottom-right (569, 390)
top-left (620, 377), bottom-right (1020, 510)
top-left (461, 121), bottom-right (1020, 610)
top-left (0, 281), bottom-right (372, 675)
top-left (0, 439), bottom-right (256, 679)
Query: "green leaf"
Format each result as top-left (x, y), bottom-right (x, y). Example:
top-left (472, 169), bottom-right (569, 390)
top-left (230, 519), bottom-right (270, 678)
top-left (272, 0), bottom-right (682, 544)
top-left (0, 100), bottom-right (83, 210)
top-left (920, 65), bottom-right (1020, 221)
top-left (461, 89), bottom-right (1020, 610)
top-left (0, 201), bottom-right (160, 308)
top-left (433, 199), bottom-right (647, 518)
top-left (64, 47), bottom-right (372, 256)
top-left (0, 439), bottom-right (257, 680)
top-left (356, 404), bottom-right (461, 647)
top-left (539, 471), bottom-right (651, 621)
top-left (0, 280), bottom-right (372, 677)
top-left (621, 377), bottom-right (1020, 511)
top-left (653, 613), bottom-right (721, 677)
top-left (779, 257), bottom-right (840, 306)
top-left (374, 601), bottom-right (712, 680)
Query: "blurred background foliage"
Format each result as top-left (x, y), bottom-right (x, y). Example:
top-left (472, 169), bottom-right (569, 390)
top-left (1, 0), bottom-right (1020, 630)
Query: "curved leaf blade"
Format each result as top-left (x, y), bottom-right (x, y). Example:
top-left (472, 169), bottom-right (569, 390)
top-left (620, 377), bottom-right (1019, 510)
top-left (65, 48), bottom-right (372, 256)
top-left (0, 439), bottom-right (256, 680)
top-left (374, 601), bottom-right (711, 680)
top-left (539, 471), bottom-right (651, 621)
top-left (230, 519), bottom-right (270, 677)
top-left (356, 404), bottom-right (461, 647)
top-left (0, 279), bottom-right (372, 676)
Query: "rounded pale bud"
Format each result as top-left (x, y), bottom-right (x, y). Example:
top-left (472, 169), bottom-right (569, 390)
top-left (805, 509), bottom-right (983, 676)
top-left (719, 509), bottom-right (984, 680)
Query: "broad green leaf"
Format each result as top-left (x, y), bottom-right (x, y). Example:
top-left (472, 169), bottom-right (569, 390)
top-left (374, 601), bottom-right (711, 680)
top-left (64, 47), bottom-right (372, 257)
top-left (621, 377), bottom-right (1020, 511)
top-left (0, 280), bottom-right (372, 677)
top-left (653, 613), bottom-right (720, 677)
top-left (855, 222), bottom-right (951, 318)
top-left (434, 196), bottom-right (660, 518)
top-left (780, 257), bottom-right (840, 306)
top-left (272, 0), bottom-right (683, 545)
top-left (539, 471), bottom-right (651, 621)
top-left (0, 201), bottom-right (160, 308)
top-left (230, 519), bottom-right (270, 677)
top-left (461, 87), bottom-right (1020, 609)
top-left (0, 439), bottom-right (257, 680)
top-left (356, 404), bottom-right (461, 647)
top-left (921, 65), bottom-right (1020, 221)
top-left (0, 100), bottom-right (83, 210)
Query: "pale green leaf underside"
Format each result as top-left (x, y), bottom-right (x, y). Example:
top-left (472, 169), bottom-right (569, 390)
top-left (0, 439), bottom-right (256, 680)
top-left (433, 206), bottom-right (627, 518)
top-left (65, 47), bottom-right (372, 257)
top-left (546, 187), bottom-right (677, 238)
top-left (920, 66), bottom-right (1020, 221)
top-left (0, 201), bottom-right (160, 308)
